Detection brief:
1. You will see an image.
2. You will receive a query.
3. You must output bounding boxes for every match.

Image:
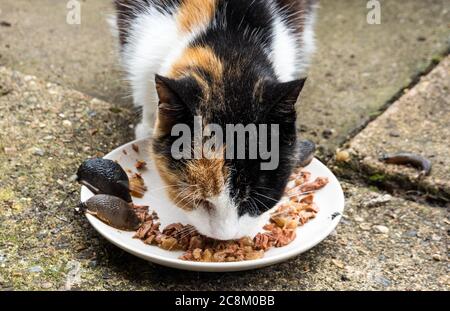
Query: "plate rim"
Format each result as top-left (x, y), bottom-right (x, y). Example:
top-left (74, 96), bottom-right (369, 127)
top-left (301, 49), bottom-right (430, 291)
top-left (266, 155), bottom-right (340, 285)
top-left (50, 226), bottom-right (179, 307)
top-left (82, 138), bottom-right (345, 272)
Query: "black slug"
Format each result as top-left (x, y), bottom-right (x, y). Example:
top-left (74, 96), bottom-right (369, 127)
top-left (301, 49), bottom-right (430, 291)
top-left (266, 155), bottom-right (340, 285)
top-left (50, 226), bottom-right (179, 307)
top-left (79, 194), bottom-right (141, 231)
top-left (379, 152), bottom-right (432, 176)
top-left (76, 158), bottom-right (132, 202)
top-left (297, 139), bottom-right (316, 167)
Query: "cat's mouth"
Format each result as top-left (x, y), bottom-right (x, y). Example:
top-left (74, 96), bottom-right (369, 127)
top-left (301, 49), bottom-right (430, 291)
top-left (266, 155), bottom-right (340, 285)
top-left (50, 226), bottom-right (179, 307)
top-left (180, 195), bottom-right (266, 240)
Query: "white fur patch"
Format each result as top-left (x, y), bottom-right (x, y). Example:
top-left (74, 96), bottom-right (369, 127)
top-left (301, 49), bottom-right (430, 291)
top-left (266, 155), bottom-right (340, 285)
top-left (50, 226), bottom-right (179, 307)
top-left (120, 7), bottom-right (178, 136)
top-left (269, 1), bottom-right (316, 81)
top-left (115, 5), bottom-right (212, 137)
top-left (270, 15), bottom-right (299, 82)
top-left (184, 186), bottom-right (270, 240)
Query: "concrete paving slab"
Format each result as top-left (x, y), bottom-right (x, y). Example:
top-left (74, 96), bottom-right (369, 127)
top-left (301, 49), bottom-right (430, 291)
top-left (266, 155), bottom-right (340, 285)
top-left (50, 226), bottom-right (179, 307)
top-left (0, 68), bottom-right (448, 290)
top-left (299, 0), bottom-right (450, 155)
top-left (340, 56), bottom-right (450, 202)
top-left (0, 1), bottom-right (449, 155)
top-left (0, 0), bottom-right (125, 104)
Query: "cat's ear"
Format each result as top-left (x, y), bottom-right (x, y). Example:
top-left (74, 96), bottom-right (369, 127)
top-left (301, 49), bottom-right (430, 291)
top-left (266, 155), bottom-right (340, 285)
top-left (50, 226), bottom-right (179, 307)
top-left (263, 78), bottom-right (307, 113)
top-left (155, 74), bottom-right (199, 112)
top-left (155, 74), bottom-right (199, 133)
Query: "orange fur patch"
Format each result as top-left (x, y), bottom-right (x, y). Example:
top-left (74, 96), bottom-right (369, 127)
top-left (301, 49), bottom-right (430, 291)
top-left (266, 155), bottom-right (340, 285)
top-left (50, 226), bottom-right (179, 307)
top-left (169, 46), bottom-right (223, 82)
top-left (152, 152), bottom-right (195, 210)
top-left (186, 158), bottom-right (227, 198)
top-left (177, 0), bottom-right (216, 33)
top-left (151, 148), bottom-right (228, 211)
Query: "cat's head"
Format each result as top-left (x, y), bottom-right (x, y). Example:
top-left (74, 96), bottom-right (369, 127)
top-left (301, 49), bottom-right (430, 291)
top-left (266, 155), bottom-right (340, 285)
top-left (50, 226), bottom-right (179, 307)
top-left (151, 71), bottom-right (306, 240)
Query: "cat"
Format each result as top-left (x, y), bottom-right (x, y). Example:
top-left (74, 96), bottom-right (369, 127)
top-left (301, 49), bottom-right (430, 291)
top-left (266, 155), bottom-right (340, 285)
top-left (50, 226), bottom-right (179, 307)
top-left (113, 0), bottom-right (317, 240)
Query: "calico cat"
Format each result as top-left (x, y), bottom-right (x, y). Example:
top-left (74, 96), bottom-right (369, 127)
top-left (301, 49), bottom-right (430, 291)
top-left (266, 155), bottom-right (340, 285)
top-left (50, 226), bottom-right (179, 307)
top-left (113, 0), bottom-right (317, 240)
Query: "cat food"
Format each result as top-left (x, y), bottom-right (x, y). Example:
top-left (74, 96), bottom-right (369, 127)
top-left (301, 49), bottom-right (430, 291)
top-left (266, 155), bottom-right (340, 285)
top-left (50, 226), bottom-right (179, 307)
top-left (131, 143), bottom-right (139, 153)
top-left (133, 168), bottom-right (328, 262)
top-left (129, 172), bottom-right (147, 198)
top-left (135, 160), bottom-right (147, 170)
top-left (287, 176), bottom-right (328, 196)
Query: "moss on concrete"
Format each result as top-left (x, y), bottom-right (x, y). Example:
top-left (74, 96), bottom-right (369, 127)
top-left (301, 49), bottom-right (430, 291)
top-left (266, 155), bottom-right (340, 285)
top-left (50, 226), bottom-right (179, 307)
top-left (336, 56), bottom-right (450, 202)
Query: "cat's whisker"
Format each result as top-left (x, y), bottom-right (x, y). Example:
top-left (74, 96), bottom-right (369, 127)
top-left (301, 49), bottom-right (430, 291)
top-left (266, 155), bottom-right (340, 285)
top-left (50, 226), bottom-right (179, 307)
top-left (178, 229), bottom-right (198, 241)
top-left (169, 185), bottom-right (196, 200)
top-left (172, 225), bottom-right (196, 238)
top-left (253, 191), bottom-right (279, 203)
top-left (174, 193), bottom-right (193, 207)
top-left (247, 197), bottom-right (260, 216)
top-left (252, 195), bottom-right (270, 212)
top-left (175, 189), bottom-right (200, 209)
top-left (146, 184), bottom-right (179, 193)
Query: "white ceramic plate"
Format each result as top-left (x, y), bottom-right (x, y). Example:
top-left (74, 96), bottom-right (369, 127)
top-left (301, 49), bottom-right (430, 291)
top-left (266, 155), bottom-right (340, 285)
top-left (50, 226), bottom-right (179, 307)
top-left (80, 138), bottom-right (345, 272)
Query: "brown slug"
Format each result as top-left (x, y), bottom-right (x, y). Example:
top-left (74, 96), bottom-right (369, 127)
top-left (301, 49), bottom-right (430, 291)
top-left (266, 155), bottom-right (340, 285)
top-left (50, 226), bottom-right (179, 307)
top-left (79, 194), bottom-right (142, 231)
top-left (379, 153), bottom-right (432, 176)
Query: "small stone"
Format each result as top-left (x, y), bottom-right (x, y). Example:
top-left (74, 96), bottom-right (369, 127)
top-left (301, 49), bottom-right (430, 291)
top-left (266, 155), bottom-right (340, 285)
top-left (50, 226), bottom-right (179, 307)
top-left (331, 259), bottom-right (344, 269)
top-left (48, 88), bottom-right (59, 95)
top-left (354, 216), bottom-right (364, 222)
top-left (3, 147), bottom-right (17, 154)
top-left (389, 130), bottom-right (400, 137)
top-left (431, 234), bottom-right (441, 241)
top-left (32, 147), bottom-right (44, 156)
top-left (36, 231), bottom-right (47, 239)
top-left (404, 230), bottom-right (417, 237)
top-left (68, 174), bottom-right (78, 182)
top-left (373, 275), bottom-right (391, 287)
top-left (432, 254), bottom-right (442, 261)
top-left (62, 120), bottom-right (72, 127)
top-left (322, 128), bottom-right (335, 139)
top-left (359, 223), bottom-right (372, 231)
top-left (373, 225), bottom-right (389, 234)
top-left (336, 150), bottom-right (350, 162)
top-left (39, 122), bottom-right (46, 128)
top-left (29, 266), bottom-right (43, 273)
top-left (361, 194), bottom-right (392, 208)
top-left (41, 282), bottom-right (53, 289)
